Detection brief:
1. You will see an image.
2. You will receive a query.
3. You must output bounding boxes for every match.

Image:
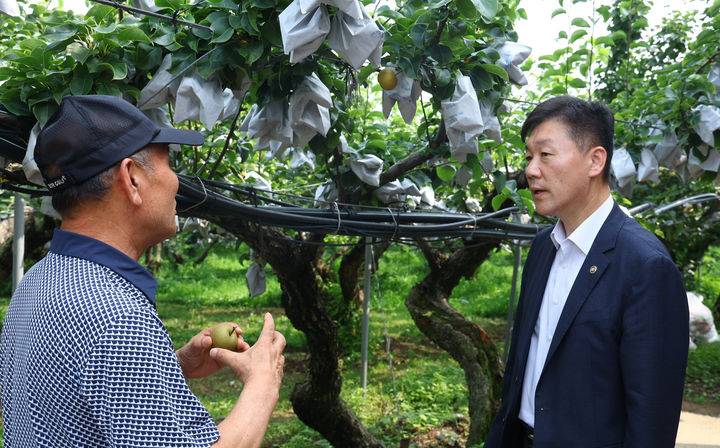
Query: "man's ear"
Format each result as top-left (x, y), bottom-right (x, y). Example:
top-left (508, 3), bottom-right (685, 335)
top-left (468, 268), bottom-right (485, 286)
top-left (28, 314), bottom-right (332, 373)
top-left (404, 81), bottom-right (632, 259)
top-left (588, 146), bottom-right (607, 179)
top-left (116, 158), bottom-right (143, 206)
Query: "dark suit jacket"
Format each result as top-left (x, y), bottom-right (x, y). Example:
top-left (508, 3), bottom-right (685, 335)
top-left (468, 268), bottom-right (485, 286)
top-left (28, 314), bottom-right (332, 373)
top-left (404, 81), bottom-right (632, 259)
top-left (485, 203), bottom-right (689, 448)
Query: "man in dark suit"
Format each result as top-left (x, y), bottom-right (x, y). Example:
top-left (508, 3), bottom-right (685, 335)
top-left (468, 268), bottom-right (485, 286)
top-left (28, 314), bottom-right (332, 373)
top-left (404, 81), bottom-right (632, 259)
top-left (485, 96), bottom-right (689, 448)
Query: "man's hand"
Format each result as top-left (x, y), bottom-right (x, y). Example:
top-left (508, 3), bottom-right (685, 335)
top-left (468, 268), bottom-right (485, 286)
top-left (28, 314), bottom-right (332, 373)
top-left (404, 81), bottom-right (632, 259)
top-left (209, 313), bottom-right (287, 447)
top-left (209, 313), bottom-right (286, 390)
top-left (176, 322), bottom-right (251, 379)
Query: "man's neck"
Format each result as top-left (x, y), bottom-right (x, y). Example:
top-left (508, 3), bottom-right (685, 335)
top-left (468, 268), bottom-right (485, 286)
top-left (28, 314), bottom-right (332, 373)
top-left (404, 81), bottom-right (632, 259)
top-left (61, 212), bottom-right (145, 261)
top-left (560, 184), bottom-right (611, 236)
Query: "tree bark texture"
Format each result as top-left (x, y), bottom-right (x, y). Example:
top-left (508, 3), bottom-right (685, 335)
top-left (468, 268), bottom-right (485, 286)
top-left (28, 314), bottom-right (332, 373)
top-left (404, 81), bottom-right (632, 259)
top-left (405, 239), bottom-right (504, 447)
top-left (202, 217), bottom-right (384, 448)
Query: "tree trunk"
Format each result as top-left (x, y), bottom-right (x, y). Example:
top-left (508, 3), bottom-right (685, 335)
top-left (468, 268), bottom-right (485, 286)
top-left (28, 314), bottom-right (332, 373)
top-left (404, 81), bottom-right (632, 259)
top-left (144, 243), bottom-right (163, 273)
top-left (202, 218), bottom-right (384, 447)
top-left (405, 239), bottom-right (504, 447)
top-left (0, 211), bottom-right (58, 285)
top-left (338, 239), bottom-right (390, 308)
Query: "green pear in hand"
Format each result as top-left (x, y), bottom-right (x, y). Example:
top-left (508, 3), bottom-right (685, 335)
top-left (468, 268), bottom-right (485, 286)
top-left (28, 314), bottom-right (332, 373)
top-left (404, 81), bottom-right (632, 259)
top-left (210, 324), bottom-right (238, 350)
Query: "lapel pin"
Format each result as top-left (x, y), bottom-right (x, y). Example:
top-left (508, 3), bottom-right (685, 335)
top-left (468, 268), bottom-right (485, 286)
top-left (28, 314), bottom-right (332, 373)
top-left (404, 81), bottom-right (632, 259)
top-left (589, 265), bottom-right (598, 274)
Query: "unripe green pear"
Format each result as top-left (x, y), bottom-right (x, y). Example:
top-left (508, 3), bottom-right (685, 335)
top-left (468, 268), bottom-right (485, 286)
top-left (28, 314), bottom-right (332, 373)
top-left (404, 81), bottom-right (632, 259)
top-left (210, 324), bottom-right (238, 350)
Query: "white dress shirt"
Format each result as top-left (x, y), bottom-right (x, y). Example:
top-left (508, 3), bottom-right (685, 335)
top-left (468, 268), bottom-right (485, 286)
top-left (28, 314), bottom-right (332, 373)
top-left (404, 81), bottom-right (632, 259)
top-left (518, 194), bottom-right (614, 427)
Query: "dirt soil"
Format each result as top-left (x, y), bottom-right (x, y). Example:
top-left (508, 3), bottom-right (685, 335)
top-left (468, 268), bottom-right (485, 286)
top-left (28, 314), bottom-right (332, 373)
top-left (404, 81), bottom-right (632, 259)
top-left (682, 400), bottom-right (720, 417)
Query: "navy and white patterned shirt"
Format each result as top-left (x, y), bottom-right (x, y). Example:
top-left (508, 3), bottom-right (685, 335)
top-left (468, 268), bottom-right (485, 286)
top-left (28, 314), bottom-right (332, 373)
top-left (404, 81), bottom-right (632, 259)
top-left (1, 229), bottom-right (220, 447)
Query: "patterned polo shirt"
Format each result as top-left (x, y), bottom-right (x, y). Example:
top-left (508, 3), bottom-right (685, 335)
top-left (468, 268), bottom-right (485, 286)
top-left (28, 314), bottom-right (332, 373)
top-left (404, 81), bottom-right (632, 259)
top-left (1, 229), bottom-right (220, 447)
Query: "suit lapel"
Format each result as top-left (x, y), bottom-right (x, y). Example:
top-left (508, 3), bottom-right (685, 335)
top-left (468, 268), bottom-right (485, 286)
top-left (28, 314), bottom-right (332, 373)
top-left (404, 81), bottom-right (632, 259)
top-left (543, 204), bottom-right (625, 365)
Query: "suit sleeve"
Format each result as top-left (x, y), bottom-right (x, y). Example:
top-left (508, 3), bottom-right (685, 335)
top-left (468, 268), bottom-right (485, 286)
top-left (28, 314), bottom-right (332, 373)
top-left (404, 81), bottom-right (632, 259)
top-left (620, 252), bottom-right (688, 447)
top-left (485, 238), bottom-right (540, 448)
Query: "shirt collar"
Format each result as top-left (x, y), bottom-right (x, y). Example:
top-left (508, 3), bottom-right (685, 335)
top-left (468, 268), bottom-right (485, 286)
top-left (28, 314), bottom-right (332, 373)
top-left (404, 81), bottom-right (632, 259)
top-left (550, 194), bottom-right (614, 255)
top-left (49, 229), bottom-right (158, 305)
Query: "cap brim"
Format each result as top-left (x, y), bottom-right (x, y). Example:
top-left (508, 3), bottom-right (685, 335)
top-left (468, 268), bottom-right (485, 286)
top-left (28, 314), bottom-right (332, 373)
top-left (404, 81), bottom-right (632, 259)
top-left (152, 128), bottom-right (205, 146)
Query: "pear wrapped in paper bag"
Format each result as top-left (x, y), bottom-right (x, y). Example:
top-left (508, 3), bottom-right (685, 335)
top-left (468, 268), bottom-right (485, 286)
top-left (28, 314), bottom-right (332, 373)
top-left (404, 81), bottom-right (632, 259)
top-left (441, 74), bottom-right (484, 162)
top-left (279, 0), bottom-right (331, 63)
top-left (327, 4), bottom-right (383, 70)
top-left (382, 70), bottom-right (422, 125)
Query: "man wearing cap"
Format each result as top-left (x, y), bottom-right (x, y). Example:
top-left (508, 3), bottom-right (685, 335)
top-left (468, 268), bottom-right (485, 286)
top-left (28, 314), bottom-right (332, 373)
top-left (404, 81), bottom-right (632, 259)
top-left (0, 95), bottom-right (286, 447)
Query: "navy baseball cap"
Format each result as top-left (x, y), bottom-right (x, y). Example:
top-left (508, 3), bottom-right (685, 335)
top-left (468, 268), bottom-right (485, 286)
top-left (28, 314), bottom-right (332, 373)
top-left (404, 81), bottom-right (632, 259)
top-left (35, 95), bottom-right (204, 192)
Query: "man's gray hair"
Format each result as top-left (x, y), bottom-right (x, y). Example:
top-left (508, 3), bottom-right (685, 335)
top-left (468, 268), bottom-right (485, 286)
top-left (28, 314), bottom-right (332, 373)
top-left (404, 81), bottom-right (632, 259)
top-left (50, 148), bottom-right (155, 216)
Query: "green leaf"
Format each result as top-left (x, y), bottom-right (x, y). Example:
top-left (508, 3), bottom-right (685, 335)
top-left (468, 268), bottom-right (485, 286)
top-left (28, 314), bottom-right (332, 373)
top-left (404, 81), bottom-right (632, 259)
top-left (97, 82), bottom-right (122, 97)
top-left (85, 4), bottom-right (114, 22)
top-left (135, 43), bottom-right (163, 71)
top-left (229, 14), bottom-right (244, 30)
top-left (0, 67), bottom-right (21, 79)
top-left (465, 153), bottom-right (482, 173)
top-left (455, 0), bottom-right (477, 18)
top-left (241, 40), bottom-right (264, 64)
top-left (571, 17), bottom-right (590, 28)
top-left (551, 8), bottom-right (566, 18)
top-left (14, 56), bottom-right (42, 70)
top-left (612, 30), bottom-right (627, 41)
top-left (18, 38), bottom-right (44, 52)
top-left (519, 189), bottom-right (535, 214)
top-left (492, 171), bottom-right (506, 191)
top-left (594, 36), bottom-right (614, 46)
top-left (110, 62), bottom-right (128, 80)
top-left (596, 5), bottom-right (612, 21)
top-left (434, 68), bottom-right (453, 87)
top-left (28, 91), bottom-right (54, 109)
top-left (211, 28), bottom-right (234, 43)
top-left (410, 24), bottom-right (428, 48)
top-left (448, 20), bottom-right (467, 38)
top-left (479, 63), bottom-right (509, 81)
top-left (491, 192), bottom-right (507, 211)
top-left (45, 29), bottom-right (79, 43)
top-left (469, 65), bottom-right (493, 90)
top-left (34, 101), bottom-right (59, 127)
top-left (569, 29), bottom-right (587, 43)
top-left (568, 78), bottom-right (586, 88)
top-left (117, 27), bottom-right (151, 42)
top-left (191, 25), bottom-right (212, 40)
top-left (154, 31), bottom-right (176, 46)
top-left (427, 45), bottom-right (452, 65)
top-left (377, 5), bottom-right (403, 19)
top-left (70, 68), bottom-right (93, 95)
top-left (155, 0), bottom-right (183, 8)
top-left (250, 0), bottom-right (276, 7)
top-left (261, 19), bottom-right (283, 47)
top-left (472, 0), bottom-right (498, 19)
top-left (397, 56), bottom-right (419, 79)
top-left (95, 23), bottom-right (118, 34)
top-left (437, 164), bottom-right (456, 182)
top-left (367, 139), bottom-right (387, 151)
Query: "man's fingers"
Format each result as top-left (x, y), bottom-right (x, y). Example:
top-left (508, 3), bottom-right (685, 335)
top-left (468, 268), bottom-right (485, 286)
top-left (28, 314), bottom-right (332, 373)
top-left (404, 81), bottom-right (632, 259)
top-left (209, 347), bottom-right (232, 366)
top-left (273, 331), bottom-right (287, 351)
top-left (258, 312), bottom-right (276, 341)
